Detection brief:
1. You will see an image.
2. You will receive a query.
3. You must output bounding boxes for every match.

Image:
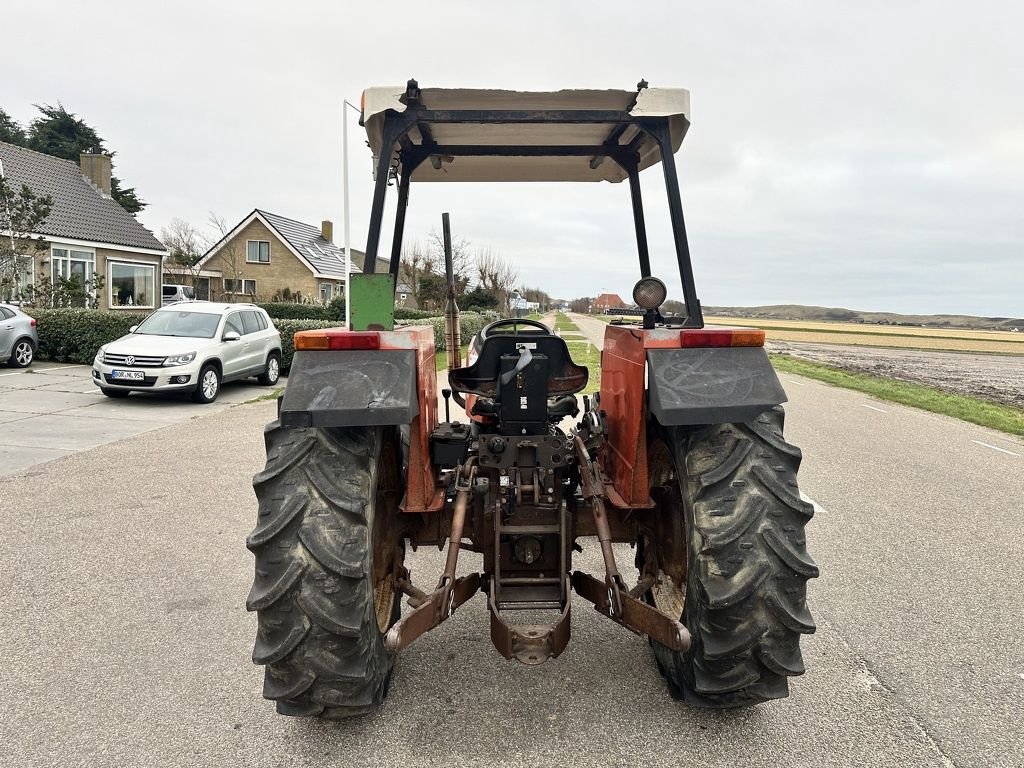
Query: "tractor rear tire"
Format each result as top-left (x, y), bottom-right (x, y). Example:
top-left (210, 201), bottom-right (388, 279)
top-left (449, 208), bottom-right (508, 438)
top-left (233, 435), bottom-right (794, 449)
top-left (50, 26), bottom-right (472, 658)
top-left (246, 421), bottom-right (404, 718)
top-left (642, 405), bottom-right (818, 707)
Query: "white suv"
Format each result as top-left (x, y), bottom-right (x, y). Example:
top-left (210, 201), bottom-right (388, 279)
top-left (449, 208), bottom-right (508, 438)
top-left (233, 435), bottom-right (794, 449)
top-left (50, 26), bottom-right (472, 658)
top-left (92, 302), bottom-right (283, 403)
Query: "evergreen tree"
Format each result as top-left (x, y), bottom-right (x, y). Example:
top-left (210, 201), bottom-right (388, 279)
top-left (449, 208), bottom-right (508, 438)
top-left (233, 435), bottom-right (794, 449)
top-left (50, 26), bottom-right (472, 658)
top-left (26, 104), bottom-right (146, 214)
top-left (0, 109), bottom-right (26, 145)
top-left (27, 104), bottom-right (103, 158)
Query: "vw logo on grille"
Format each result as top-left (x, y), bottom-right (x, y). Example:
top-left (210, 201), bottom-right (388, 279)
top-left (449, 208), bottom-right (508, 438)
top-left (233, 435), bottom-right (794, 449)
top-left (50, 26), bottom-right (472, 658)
top-left (125, 355), bottom-right (135, 366)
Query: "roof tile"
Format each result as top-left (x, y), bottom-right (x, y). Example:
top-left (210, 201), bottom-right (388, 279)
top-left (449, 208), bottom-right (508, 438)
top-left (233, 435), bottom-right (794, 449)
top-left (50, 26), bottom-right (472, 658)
top-left (0, 141), bottom-right (165, 252)
top-left (257, 209), bottom-right (363, 279)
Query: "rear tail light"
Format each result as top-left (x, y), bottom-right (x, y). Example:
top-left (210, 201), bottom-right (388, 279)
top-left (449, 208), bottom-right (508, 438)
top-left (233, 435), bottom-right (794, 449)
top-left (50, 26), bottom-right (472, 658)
top-left (30, 318), bottom-right (37, 328)
top-left (680, 328), bottom-right (765, 348)
top-left (294, 330), bottom-right (381, 351)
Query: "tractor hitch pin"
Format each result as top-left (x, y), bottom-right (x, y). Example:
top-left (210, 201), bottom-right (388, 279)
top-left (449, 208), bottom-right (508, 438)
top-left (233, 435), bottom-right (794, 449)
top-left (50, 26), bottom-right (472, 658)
top-left (384, 462), bottom-right (481, 654)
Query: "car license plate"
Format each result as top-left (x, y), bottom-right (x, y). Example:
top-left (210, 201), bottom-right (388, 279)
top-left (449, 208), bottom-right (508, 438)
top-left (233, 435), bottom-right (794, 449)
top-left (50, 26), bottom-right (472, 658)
top-left (111, 369), bottom-right (145, 381)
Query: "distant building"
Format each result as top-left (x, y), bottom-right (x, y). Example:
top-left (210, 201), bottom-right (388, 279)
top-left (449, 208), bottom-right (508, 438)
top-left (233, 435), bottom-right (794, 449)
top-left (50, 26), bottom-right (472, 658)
top-left (593, 293), bottom-right (627, 311)
top-left (194, 209), bottom-right (363, 303)
top-left (396, 282), bottom-right (418, 309)
top-left (0, 141), bottom-right (168, 309)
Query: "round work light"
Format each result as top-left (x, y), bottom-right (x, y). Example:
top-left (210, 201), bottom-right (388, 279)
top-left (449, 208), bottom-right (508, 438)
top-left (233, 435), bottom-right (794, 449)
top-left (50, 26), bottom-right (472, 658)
top-left (632, 277), bottom-right (668, 310)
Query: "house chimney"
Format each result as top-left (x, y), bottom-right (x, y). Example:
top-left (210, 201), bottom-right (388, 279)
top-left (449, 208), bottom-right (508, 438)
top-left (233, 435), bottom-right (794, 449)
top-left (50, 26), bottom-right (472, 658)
top-left (80, 152), bottom-right (112, 197)
top-left (321, 219), bottom-right (333, 243)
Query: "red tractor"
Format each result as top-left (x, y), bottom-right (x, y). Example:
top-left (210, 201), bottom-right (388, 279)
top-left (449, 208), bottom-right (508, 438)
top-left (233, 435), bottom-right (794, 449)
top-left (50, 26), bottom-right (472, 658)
top-left (246, 80), bottom-right (817, 717)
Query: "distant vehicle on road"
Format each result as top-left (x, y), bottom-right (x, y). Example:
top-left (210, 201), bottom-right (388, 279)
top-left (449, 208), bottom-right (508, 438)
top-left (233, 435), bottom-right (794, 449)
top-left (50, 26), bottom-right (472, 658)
top-left (0, 303), bottom-right (38, 368)
top-left (91, 302), bottom-right (282, 403)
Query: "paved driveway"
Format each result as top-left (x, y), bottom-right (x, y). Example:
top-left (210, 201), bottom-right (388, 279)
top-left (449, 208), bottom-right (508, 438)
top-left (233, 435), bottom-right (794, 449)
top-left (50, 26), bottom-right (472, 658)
top-left (0, 361), bottom-right (283, 477)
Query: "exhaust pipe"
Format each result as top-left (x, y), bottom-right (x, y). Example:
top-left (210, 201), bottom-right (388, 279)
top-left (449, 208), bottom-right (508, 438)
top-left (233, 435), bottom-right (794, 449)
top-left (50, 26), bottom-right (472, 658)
top-left (442, 212), bottom-right (462, 370)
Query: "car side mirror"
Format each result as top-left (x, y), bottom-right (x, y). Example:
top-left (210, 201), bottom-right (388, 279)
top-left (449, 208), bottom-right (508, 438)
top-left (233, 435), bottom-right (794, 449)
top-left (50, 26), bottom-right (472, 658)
top-left (223, 331), bottom-right (241, 342)
top-left (129, 325), bottom-right (139, 333)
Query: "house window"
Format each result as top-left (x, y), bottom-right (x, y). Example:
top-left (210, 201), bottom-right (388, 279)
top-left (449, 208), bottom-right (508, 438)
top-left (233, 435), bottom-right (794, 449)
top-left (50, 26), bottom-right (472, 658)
top-left (51, 246), bottom-right (96, 305)
top-left (224, 278), bottom-right (256, 295)
top-left (320, 282), bottom-right (332, 303)
top-left (108, 261), bottom-right (156, 308)
top-left (246, 240), bottom-right (270, 263)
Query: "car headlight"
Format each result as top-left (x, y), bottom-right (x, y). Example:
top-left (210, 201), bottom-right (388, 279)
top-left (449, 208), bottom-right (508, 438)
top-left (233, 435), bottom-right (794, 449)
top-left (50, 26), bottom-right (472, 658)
top-left (94, 347), bottom-right (105, 363)
top-left (163, 352), bottom-right (197, 367)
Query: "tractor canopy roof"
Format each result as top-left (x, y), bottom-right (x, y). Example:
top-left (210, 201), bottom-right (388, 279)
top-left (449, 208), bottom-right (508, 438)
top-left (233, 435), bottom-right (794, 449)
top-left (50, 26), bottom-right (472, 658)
top-left (361, 84), bottom-right (690, 183)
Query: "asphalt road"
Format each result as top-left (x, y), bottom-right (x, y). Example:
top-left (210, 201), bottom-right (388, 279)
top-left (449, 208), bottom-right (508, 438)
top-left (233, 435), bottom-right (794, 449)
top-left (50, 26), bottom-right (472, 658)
top-left (2, 348), bottom-right (1023, 766)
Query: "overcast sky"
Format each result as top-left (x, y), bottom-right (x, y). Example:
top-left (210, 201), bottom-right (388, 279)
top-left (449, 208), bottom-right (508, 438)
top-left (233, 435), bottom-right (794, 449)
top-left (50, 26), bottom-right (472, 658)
top-left (4, 1), bottom-right (1022, 315)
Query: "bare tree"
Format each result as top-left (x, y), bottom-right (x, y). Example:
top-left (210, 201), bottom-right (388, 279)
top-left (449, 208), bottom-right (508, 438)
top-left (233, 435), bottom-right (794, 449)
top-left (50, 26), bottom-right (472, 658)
top-left (426, 227), bottom-right (471, 293)
top-left (399, 241), bottom-right (432, 308)
top-left (160, 217), bottom-right (209, 287)
top-left (0, 177), bottom-right (52, 302)
top-left (569, 296), bottom-right (593, 313)
top-left (208, 212), bottom-right (243, 301)
top-left (519, 285), bottom-right (552, 311)
top-left (475, 247), bottom-right (519, 312)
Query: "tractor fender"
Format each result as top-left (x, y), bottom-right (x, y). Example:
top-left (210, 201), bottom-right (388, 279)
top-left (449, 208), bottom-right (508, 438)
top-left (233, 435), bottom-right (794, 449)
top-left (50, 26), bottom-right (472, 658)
top-left (278, 349), bottom-right (419, 429)
top-left (646, 346), bottom-right (787, 426)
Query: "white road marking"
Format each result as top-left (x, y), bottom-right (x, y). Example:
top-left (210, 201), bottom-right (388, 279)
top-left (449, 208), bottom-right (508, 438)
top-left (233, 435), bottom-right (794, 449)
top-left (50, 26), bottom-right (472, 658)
top-left (972, 440), bottom-right (1020, 457)
top-left (0, 364), bottom-right (81, 378)
top-left (783, 378), bottom-right (806, 386)
top-left (860, 403), bottom-right (888, 413)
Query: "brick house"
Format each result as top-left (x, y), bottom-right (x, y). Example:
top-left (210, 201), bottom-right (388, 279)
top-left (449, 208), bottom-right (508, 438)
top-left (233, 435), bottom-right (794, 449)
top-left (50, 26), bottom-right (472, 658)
top-left (593, 292), bottom-right (627, 311)
top-left (193, 209), bottom-right (363, 303)
top-left (0, 141), bottom-right (168, 310)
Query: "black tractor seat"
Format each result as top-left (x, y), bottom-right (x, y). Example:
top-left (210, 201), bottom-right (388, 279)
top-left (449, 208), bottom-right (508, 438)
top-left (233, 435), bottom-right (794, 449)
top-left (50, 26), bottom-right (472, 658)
top-left (448, 319), bottom-right (588, 398)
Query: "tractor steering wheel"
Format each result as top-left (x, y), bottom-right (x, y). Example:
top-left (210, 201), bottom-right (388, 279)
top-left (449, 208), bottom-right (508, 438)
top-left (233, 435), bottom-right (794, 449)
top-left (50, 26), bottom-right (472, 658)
top-left (479, 318), bottom-right (552, 340)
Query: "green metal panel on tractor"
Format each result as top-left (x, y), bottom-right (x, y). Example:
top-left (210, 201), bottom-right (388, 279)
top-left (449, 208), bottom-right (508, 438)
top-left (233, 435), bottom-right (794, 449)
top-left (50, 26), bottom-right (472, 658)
top-left (349, 273), bottom-right (396, 331)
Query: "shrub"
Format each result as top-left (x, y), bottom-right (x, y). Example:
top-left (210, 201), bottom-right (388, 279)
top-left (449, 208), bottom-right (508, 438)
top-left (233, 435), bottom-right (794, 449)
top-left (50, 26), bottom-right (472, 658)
top-left (257, 302), bottom-right (329, 320)
top-left (394, 307), bottom-right (437, 320)
top-left (26, 308), bottom-right (150, 363)
top-left (396, 312), bottom-right (488, 350)
top-left (24, 307), bottom-right (486, 372)
top-left (326, 296), bottom-right (346, 322)
top-left (272, 319), bottom-right (343, 372)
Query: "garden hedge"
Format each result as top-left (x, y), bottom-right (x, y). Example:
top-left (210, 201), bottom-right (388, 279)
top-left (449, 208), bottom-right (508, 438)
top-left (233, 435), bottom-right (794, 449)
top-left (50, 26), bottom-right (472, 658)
top-left (396, 312), bottom-right (488, 350)
top-left (27, 308), bottom-right (150, 364)
top-left (23, 309), bottom-right (491, 373)
top-left (394, 307), bottom-right (437, 320)
top-left (257, 302), bottom-right (330, 320)
top-left (257, 297), bottom-right (345, 322)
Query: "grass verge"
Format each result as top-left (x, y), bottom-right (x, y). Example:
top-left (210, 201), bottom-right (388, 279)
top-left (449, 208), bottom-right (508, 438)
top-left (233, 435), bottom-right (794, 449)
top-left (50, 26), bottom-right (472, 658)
top-left (435, 346), bottom-right (470, 372)
top-left (553, 312), bottom-right (578, 333)
top-left (770, 354), bottom-right (1024, 437)
top-left (555, 312), bottom-right (600, 394)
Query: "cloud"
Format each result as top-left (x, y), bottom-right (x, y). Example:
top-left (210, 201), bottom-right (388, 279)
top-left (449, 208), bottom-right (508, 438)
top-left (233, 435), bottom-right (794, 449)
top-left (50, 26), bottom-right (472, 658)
top-left (3, 0), bottom-right (1021, 315)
